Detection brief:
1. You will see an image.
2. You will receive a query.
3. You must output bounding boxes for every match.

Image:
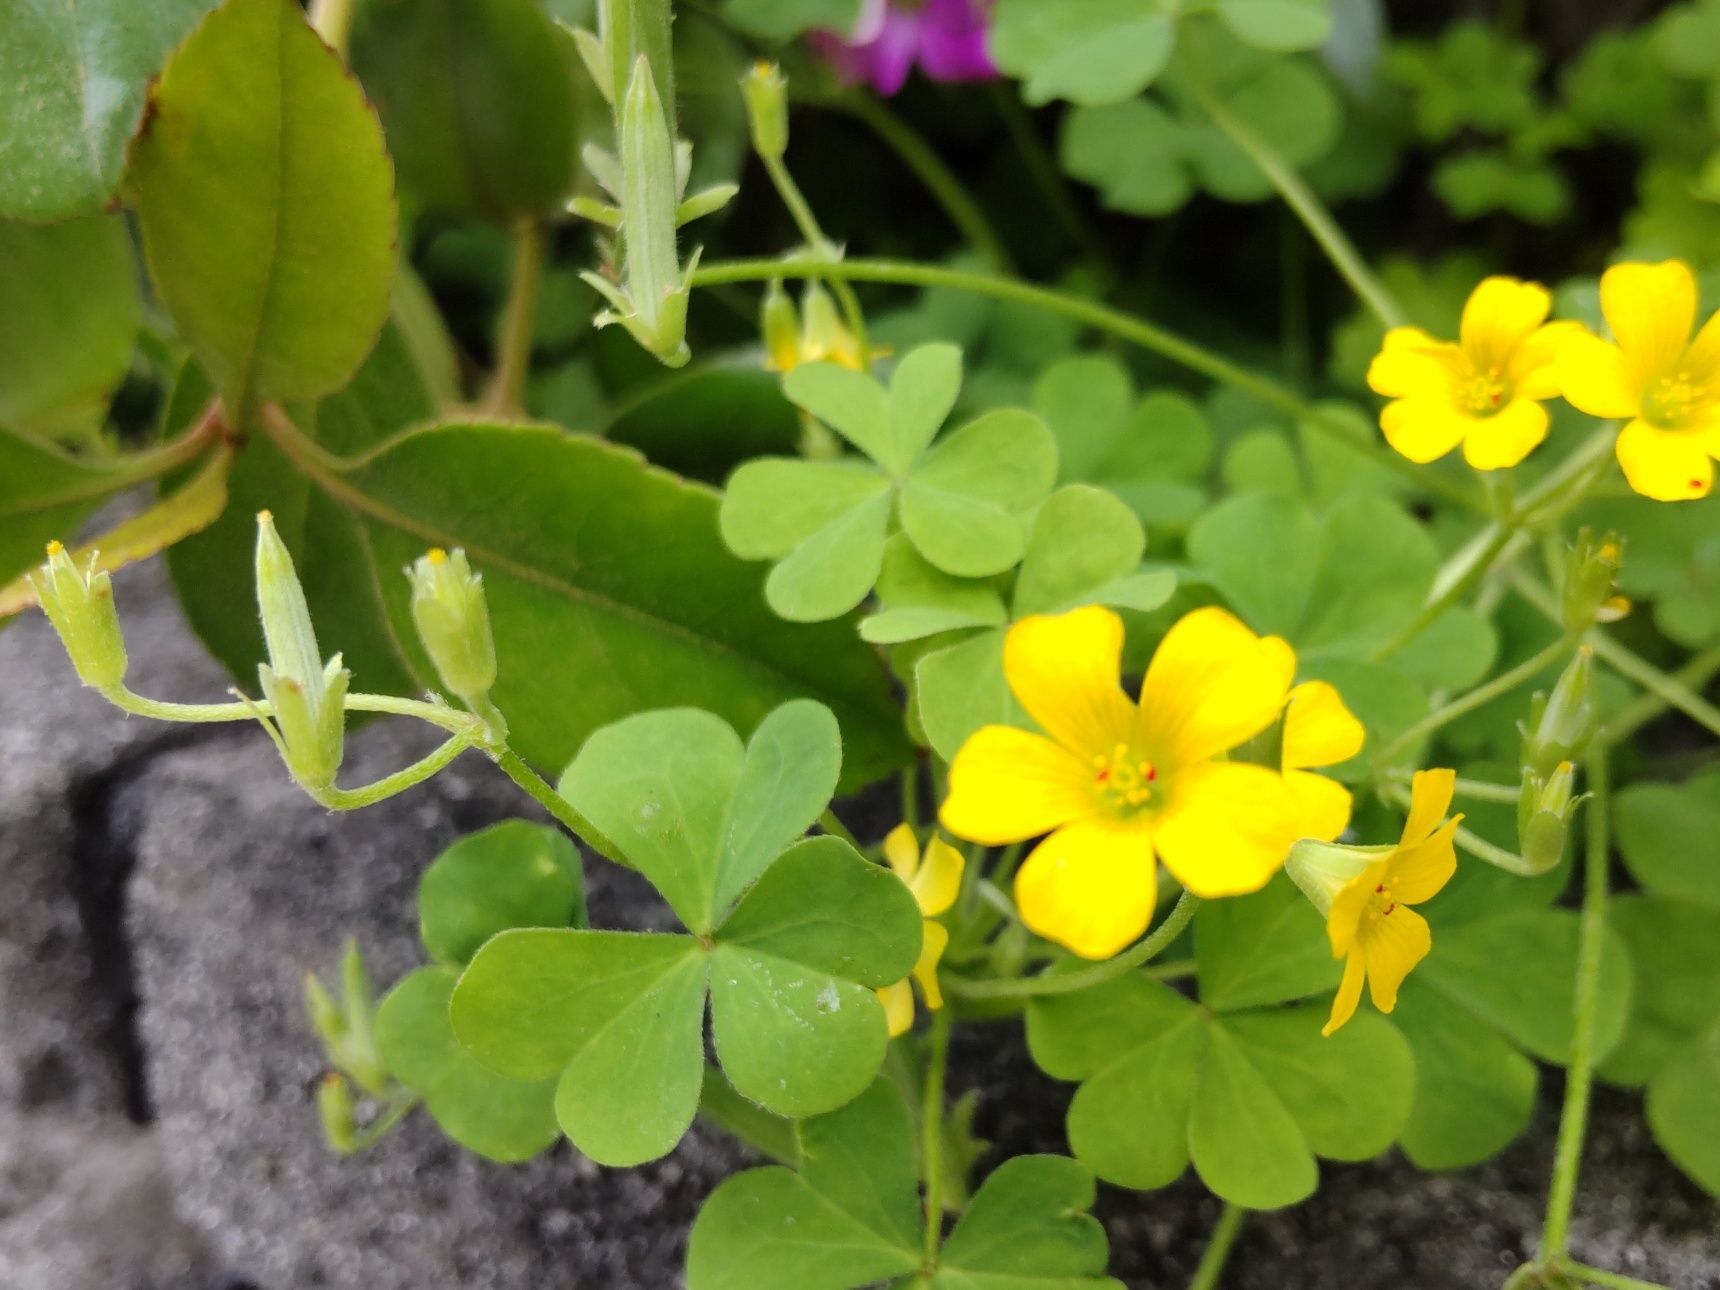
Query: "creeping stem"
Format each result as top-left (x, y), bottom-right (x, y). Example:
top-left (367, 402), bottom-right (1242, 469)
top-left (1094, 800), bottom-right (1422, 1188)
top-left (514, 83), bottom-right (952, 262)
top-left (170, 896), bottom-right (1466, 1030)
top-left (1187, 1203), bottom-right (1247, 1290)
top-left (921, 1008), bottom-right (954, 1265)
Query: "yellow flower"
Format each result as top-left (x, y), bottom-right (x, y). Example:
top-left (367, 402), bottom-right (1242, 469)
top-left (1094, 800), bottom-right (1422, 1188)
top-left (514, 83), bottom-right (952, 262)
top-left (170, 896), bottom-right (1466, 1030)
top-left (939, 605), bottom-right (1300, 961)
top-left (1281, 681), bottom-right (1366, 842)
top-left (878, 824), bottom-right (965, 1037)
top-left (1555, 259), bottom-right (1720, 501)
top-left (1285, 769), bottom-right (1462, 1037)
top-left (761, 280), bottom-right (867, 374)
top-left (1367, 277), bottom-right (1580, 470)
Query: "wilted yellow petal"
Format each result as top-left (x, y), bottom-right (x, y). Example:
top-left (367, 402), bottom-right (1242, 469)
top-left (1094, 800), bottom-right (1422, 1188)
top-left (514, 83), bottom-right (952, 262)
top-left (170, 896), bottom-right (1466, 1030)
top-left (1322, 951), bottom-right (1367, 1037)
top-left (879, 980), bottom-right (915, 1038)
top-left (912, 919), bottom-right (950, 1010)
top-left (1380, 397), bottom-right (1471, 464)
top-left (1154, 761), bottom-right (1298, 897)
top-left (1460, 277), bottom-right (1550, 370)
top-left (941, 725), bottom-right (1092, 845)
top-left (1462, 398), bottom-right (1548, 471)
top-left (1282, 680), bottom-right (1365, 770)
top-left (1137, 607), bottom-right (1295, 767)
top-left (1002, 606), bottom-right (1137, 759)
top-left (1615, 419), bottom-right (1714, 501)
top-left (1013, 814), bottom-right (1157, 960)
top-left (1601, 260), bottom-right (1696, 390)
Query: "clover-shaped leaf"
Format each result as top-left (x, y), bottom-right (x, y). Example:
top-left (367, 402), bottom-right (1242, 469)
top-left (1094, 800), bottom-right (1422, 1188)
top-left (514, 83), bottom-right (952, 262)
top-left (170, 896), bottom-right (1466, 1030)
top-left (1647, 1016), bottom-right (1720, 1197)
top-left (685, 1079), bottom-right (1122, 1289)
top-left (418, 820), bottom-right (585, 965)
top-left (448, 704), bottom-right (922, 1165)
top-left (720, 344), bottom-right (1058, 621)
top-left (1027, 952), bottom-right (1413, 1210)
top-left (900, 485), bottom-right (1176, 760)
top-left (1616, 769), bottom-right (1720, 908)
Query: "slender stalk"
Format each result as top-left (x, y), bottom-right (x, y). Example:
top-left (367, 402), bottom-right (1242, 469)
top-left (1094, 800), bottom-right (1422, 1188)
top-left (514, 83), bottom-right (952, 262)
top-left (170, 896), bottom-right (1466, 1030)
top-left (1188, 1203), bottom-right (1246, 1290)
top-left (1390, 769), bottom-right (1522, 804)
top-left (1559, 1259), bottom-right (1671, 1290)
top-left (757, 154), bottom-right (872, 367)
top-left (492, 747), bottom-right (625, 865)
top-left (349, 1088), bottom-right (421, 1152)
top-left (691, 257), bottom-right (1484, 513)
top-left (97, 684), bottom-right (482, 737)
top-left (1382, 781), bottom-right (1540, 874)
top-left (920, 1010), bottom-right (953, 1264)
top-left (1370, 522), bottom-right (1520, 663)
top-left (945, 890), bottom-right (1200, 1000)
top-left (1196, 88), bottom-right (1404, 329)
top-left (486, 218), bottom-right (546, 417)
top-left (1541, 750), bottom-right (1611, 1260)
top-left (839, 90), bottom-right (1014, 272)
top-left (317, 732), bottom-right (476, 810)
top-left (1374, 633), bottom-right (1579, 769)
top-left (1603, 646), bottom-right (1720, 745)
top-left (1145, 957), bottom-right (1197, 982)
top-left (818, 807), bottom-right (864, 851)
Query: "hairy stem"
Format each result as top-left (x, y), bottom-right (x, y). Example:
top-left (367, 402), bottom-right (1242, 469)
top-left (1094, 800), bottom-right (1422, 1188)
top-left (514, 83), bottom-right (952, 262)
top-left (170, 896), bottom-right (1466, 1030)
top-left (492, 747), bottom-right (625, 866)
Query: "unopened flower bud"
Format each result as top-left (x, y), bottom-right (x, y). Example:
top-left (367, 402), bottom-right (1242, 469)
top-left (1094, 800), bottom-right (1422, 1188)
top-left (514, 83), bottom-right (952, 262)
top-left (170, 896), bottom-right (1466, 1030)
top-left (1520, 647), bottom-right (1594, 779)
top-left (407, 549), bottom-right (499, 718)
top-left (29, 542), bottom-right (127, 689)
top-left (1518, 761), bottom-right (1582, 875)
top-left (1561, 529), bottom-right (1626, 631)
top-left (254, 512), bottom-right (348, 792)
top-left (304, 971), bottom-right (345, 1048)
top-left (741, 61), bottom-right (789, 162)
top-left (1285, 837), bottom-right (1388, 917)
top-left (305, 941), bottom-right (388, 1094)
top-left (316, 1073), bottom-right (360, 1156)
top-left (760, 279), bottom-right (800, 373)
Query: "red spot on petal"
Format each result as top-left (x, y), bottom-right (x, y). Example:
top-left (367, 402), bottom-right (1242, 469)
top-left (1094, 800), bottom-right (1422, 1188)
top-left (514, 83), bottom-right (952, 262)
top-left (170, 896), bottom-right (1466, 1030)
top-left (1146, 765), bottom-right (1157, 782)
top-left (1096, 768), bottom-right (1110, 783)
top-left (1383, 903), bottom-right (1397, 915)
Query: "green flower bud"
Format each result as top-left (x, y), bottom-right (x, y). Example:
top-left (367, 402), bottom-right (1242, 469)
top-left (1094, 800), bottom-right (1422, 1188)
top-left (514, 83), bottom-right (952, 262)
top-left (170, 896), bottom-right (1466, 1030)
top-left (741, 61), bottom-right (789, 162)
top-left (254, 512), bottom-right (348, 792)
top-left (1520, 647), bottom-right (1594, 779)
top-left (1285, 837), bottom-right (1389, 917)
top-left (304, 971), bottom-right (345, 1049)
top-left (306, 941), bottom-right (388, 1095)
top-left (316, 1074), bottom-right (360, 1156)
top-left (761, 279), bottom-right (799, 372)
top-left (29, 541), bottom-right (128, 689)
top-left (1560, 529), bottom-right (1627, 631)
top-left (1518, 761), bottom-right (1582, 876)
top-left (407, 548), bottom-right (500, 719)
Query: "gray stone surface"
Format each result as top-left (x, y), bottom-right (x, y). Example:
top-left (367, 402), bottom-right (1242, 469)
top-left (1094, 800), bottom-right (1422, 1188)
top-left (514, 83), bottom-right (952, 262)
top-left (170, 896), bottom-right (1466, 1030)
top-left (2, 555), bottom-right (1717, 1289)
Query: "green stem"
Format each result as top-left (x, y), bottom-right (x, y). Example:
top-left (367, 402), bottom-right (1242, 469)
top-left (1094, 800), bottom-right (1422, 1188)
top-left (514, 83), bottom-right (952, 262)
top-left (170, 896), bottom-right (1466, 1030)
top-left (486, 218), bottom-right (546, 417)
top-left (691, 257), bottom-right (1484, 513)
top-left (1371, 522), bottom-right (1520, 663)
top-left (838, 91), bottom-right (1014, 272)
top-left (1602, 646), bottom-right (1720, 746)
top-left (758, 156), bottom-right (872, 366)
top-left (921, 1008), bottom-right (953, 1265)
top-left (1390, 769), bottom-right (1522, 804)
top-left (1559, 1259), bottom-right (1671, 1290)
top-left (493, 747), bottom-right (625, 865)
top-left (818, 807), bottom-right (864, 851)
top-left (1145, 957), bottom-right (1197, 981)
top-left (98, 683), bottom-right (482, 737)
top-left (1196, 88), bottom-right (1404, 329)
top-left (946, 889), bottom-right (1200, 1000)
top-left (1188, 1203), bottom-right (1246, 1290)
top-left (1541, 749), bottom-right (1611, 1260)
top-left (316, 731), bottom-right (476, 810)
top-left (1382, 781), bottom-right (1541, 875)
top-left (1374, 633), bottom-right (1579, 769)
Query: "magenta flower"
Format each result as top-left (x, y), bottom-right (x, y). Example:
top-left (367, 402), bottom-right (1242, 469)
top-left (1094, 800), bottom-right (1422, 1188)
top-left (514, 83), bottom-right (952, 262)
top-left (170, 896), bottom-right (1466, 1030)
top-left (811, 0), bottom-right (996, 97)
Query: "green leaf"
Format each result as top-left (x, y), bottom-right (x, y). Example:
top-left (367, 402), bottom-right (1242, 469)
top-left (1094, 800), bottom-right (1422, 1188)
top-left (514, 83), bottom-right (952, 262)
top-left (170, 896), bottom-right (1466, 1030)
top-left (1600, 896), bottom-right (1720, 1087)
top-left (719, 0), bottom-right (860, 40)
top-left (1615, 770), bottom-right (1720, 909)
top-left (887, 343), bottom-right (964, 477)
top-left (1646, 1017), bottom-right (1720, 1197)
top-left (350, 0), bottom-right (577, 220)
top-left (1013, 486), bottom-right (1145, 617)
top-left (1187, 1024), bottom-right (1318, 1209)
top-left (916, 630), bottom-right (1018, 763)
top-left (129, 0), bottom-right (397, 415)
top-left (0, 215), bottom-right (139, 439)
top-left (1064, 1013), bottom-right (1206, 1190)
top-left (932, 1155), bottom-right (1122, 1290)
top-left (0, 430), bottom-right (123, 592)
top-left (1215, 0), bottom-right (1333, 53)
top-left (0, 0), bottom-right (216, 221)
top-left (992, 0), bottom-right (1178, 106)
top-left (418, 821), bottom-right (584, 966)
top-left (1194, 875), bottom-right (1342, 1012)
top-left (375, 966), bottom-right (559, 1162)
top-left (450, 929), bottom-right (708, 1165)
top-left (1392, 980), bottom-right (1538, 1170)
top-left (717, 700), bottom-right (844, 914)
top-left (900, 409), bottom-right (1058, 578)
top-left (1060, 99), bottom-right (1192, 217)
top-left (1026, 972), bottom-right (1199, 1080)
top-left (1419, 908), bottom-right (1633, 1066)
top-left (685, 1080), bottom-right (923, 1290)
top-left (862, 536), bottom-right (1008, 644)
top-left (782, 362), bottom-right (894, 468)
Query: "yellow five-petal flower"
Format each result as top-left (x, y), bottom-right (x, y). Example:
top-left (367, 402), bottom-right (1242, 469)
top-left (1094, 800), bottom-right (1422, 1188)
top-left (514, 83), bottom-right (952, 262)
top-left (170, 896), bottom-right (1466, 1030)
top-left (878, 824), bottom-right (964, 1037)
top-left (1368, 276), bottom-right (1579, 471)
top-left (1555, 259), bottom-right (1720, 501)
top-left (940, 605), bottom-right (1300, 961)
top-left (1281, 680), bottom-right (1366, 842)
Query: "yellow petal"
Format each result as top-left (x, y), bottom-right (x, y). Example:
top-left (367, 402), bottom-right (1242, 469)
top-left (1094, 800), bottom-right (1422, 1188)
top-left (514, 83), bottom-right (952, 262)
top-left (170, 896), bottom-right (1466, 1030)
top-left (1380, 397), bottom-right (1471, 464)
top-left (1326, 857), bottom-right (1391, 958)
top-left (1615, 419), bottom-right (1715, 501)
top-left (1137, 607), bottom-right (1296, 767)
top-left (883, 823), bottom-right (920, 883)
top-left (1359, 905), bottom-right (1432, 1013)
top-left (1013, 815), bottom-right (1157, 960)
top-left (1286, 768), bottom-right (1354, 843)
top-left (1322, 951), bottom-right (1367, 1037)
top-left (1511, 320), bottom-right (1587, 400)
top-left (911, 836), bottom-right (965, 917)
top-left (1601, 260), bottom-right (1696, 389)
top-left (1002, 606), bottom-right (1137, 759)
top-left (879, 980), bottom-right (915, 1038)
top-left (1461, 399), bottom-right (1548, 471)
top-left (1387, 819), bottom-right (1460, 905)
top-left (1282, 680), bottom-right (1365, 770)
top-left (1555, 328), bottom-right (1640, 418)
top-left (912, 919), bottom-right (950, 1010)
top-left (1402, 768), bottom-right (1457, 845)
top-left (1155, 762), bottom-right (1299, 897)
top-left (1682, 306), bottom-right (1720, 377)
top-left (941, 726), bottom-right (1093, 845)
top-left (1460, 277), bottom-right (1551, 370)
top-left (1367, 328), bottom-right (1460, 399)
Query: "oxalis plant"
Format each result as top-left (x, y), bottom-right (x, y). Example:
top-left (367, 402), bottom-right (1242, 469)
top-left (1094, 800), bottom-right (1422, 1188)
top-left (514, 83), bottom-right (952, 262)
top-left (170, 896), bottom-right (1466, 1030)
top-left (4, 0), bottom-right (1719, 1285)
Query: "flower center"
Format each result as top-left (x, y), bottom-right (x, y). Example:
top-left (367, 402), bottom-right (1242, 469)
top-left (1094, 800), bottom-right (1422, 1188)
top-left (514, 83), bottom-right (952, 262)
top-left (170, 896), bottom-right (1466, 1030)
top-left (1364, 876), bottom-right (1402, 922)
top-left (1456, 363), bottom-right (1512, 417)
top-left (1642, 370), bottom-right (1711, 430)
top-left (1092, 743), bottom-right (1157, 812)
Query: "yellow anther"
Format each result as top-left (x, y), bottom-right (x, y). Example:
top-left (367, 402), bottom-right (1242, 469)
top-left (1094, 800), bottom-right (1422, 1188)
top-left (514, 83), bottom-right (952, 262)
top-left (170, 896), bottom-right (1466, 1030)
top-left (45, 540), bottom-right (64, 556)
